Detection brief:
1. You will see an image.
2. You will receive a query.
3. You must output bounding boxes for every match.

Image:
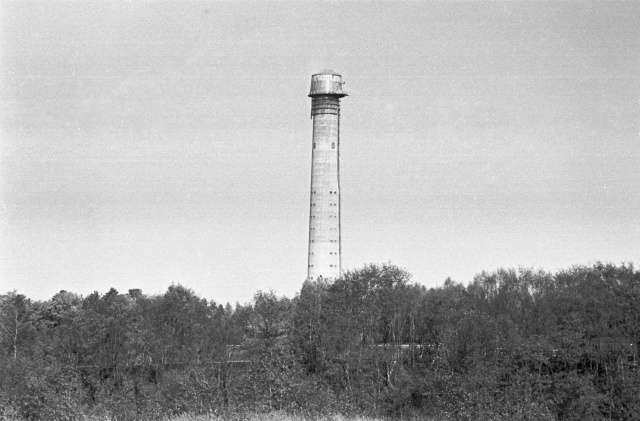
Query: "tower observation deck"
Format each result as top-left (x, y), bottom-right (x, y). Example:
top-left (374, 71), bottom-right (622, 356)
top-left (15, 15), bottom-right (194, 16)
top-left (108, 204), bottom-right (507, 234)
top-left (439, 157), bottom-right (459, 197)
top-left (307, 70), bottom-right (347, 281)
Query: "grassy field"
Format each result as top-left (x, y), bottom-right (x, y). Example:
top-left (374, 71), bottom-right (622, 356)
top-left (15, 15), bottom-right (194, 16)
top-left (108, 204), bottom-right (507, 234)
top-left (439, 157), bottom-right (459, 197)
top-left (0, 413), bottom-right (400, 421)
top-left (165, 414), bottom-right (392, 421)
top-left (0, 411), bottom-right (409, 421)
top-left (54, 411), bottom-right (414, 421)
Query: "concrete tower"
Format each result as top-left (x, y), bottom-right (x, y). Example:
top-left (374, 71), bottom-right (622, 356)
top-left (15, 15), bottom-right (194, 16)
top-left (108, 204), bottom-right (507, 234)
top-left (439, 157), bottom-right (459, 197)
top-left (307, 70), bottom-right (347, 281)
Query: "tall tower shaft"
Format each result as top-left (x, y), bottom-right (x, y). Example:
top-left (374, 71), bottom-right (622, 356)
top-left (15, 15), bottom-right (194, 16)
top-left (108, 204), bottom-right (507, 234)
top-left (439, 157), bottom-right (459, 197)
top-left (307, 70), bottom-right (347, 281)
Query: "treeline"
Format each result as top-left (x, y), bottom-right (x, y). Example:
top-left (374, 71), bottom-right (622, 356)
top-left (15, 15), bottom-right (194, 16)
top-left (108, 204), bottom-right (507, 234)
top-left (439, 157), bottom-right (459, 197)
top-left (0, 262), bottom-right (638, 420)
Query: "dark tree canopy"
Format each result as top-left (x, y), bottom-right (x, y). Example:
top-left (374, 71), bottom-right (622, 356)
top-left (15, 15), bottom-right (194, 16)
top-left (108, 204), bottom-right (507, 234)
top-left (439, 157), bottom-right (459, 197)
top-left (0, 263), bottom-right (638, 420)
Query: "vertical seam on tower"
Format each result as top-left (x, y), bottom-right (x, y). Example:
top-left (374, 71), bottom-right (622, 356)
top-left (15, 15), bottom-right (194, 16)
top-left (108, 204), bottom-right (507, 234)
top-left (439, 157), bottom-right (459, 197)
top-left (307, 116), bottom-right (315, 279)
top-left (337, 107), bottom-right (342, 278)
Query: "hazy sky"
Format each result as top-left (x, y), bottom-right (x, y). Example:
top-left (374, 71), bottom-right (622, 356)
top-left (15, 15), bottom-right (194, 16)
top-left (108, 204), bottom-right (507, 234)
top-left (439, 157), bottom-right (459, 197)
top-left (1, 2), bottom-right (638, 304)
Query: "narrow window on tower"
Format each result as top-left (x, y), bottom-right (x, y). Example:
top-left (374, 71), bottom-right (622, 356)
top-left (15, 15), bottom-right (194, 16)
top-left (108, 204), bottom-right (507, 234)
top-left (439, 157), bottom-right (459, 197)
top-left (331, 142), bottom-right (335, 149)
top-left (313, 143), bottom-right (316, 149)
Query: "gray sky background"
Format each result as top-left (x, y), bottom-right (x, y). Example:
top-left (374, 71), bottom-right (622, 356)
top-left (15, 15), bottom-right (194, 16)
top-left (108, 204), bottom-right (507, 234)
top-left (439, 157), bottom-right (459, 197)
top-left (1, 2), bottom-right (638, 304)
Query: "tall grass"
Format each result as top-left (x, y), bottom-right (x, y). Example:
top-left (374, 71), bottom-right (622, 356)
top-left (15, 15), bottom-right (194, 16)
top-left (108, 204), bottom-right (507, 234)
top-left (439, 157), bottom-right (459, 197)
top-left (165, 413), bottom-right (400, 421)
top-left (61, 413), bottom-right (413, 421)
top-left (18, 410), bottom-right (430, 421)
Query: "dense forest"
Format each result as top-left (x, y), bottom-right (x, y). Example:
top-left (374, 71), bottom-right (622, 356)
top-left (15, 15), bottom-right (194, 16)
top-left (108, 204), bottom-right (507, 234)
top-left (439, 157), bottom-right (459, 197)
top-left (1, 262), bottom-right (638, 420)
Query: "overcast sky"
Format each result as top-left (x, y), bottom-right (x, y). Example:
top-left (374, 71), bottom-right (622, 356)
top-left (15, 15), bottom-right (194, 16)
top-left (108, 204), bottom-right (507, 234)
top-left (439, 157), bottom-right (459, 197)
top-left (1, 1), bottom-right (638, 304)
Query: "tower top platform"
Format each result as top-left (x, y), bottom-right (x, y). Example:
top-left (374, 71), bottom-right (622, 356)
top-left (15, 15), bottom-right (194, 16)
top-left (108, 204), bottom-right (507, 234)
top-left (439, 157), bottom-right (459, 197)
top-left (309, 71), bottom-right (347, 98)
top-left (315, 69), bottom-right (340, 76)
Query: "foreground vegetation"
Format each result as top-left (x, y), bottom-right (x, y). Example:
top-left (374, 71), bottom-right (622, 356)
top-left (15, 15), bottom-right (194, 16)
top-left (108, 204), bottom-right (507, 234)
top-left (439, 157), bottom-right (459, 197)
top-left (163, 413), bottom-right (401, 421)
top-left (1, 262), bottom-right (638, 420)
